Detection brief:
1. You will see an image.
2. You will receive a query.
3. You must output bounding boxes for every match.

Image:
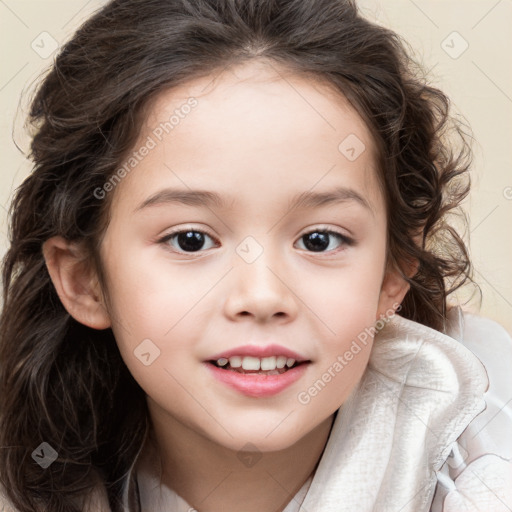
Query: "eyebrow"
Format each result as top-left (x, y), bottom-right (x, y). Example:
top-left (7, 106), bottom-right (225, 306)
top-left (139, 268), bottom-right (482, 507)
top-left (135, 186), bottom-right (374, 216)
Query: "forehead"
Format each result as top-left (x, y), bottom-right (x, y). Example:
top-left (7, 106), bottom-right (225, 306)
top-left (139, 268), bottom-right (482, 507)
top-left (111, 59), bottom-right (384, 215)
top-left (146, 59), bottom-right (373, 149)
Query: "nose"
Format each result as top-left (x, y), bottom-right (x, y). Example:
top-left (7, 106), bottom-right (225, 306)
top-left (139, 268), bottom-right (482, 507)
top-left (223, 246), bottom-right (299, 324)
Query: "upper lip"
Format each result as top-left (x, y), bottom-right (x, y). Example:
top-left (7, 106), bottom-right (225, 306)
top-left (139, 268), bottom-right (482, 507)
top-left (207, 344), bottom-right (310, 362)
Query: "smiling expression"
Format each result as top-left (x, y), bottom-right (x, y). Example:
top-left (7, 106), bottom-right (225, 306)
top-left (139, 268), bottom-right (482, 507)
top-left (97, 59), bottom-right (403, 452)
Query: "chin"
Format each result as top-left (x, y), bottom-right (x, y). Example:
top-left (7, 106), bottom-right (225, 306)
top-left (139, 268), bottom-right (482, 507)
top-left (215, 424), bottom-right (307, 453)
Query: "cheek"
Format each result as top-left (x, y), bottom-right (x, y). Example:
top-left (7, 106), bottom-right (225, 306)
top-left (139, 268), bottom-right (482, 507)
top-left (102, 244), bottom-right (206, 334)
top-left (295, 249), bottom-right (384, 404)
top-left (101, 247), bottom-right (220, 395)
top-left (298, 312), bottom-right (375, 416)
top-left (300, 247), bottom-right (385, 326)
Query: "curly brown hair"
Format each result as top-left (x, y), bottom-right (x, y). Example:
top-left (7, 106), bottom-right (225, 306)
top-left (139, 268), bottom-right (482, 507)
top-left (0, 0), bottom-right (475, 510)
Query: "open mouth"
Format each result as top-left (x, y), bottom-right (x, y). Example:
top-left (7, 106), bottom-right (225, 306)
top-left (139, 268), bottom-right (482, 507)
top-left (205, 353), bottom-right (311, 397)
top-left (208, 356), bottom-right (309, 376)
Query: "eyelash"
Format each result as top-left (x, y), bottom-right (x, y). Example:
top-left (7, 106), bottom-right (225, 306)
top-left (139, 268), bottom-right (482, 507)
top-left (157, 226), bottom-right (354, 256)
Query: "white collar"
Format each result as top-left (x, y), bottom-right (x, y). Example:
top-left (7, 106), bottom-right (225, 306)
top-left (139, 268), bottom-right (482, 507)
top-left (128, 308), bottom-right (488, 512)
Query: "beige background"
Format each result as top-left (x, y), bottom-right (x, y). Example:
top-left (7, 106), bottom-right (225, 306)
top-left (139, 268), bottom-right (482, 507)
top-left (1, 0), bottom-right (511, 334)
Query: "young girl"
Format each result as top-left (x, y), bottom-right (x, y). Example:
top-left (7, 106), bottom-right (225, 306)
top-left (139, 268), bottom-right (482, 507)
top-left (1, 0), bottom-right (511, 511)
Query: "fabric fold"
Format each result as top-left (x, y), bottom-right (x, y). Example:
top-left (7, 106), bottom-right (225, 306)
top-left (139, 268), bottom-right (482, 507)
top-left (299, 312), bottom-right (488, 511)
top-left (129, 310), bottom-right (489, 512)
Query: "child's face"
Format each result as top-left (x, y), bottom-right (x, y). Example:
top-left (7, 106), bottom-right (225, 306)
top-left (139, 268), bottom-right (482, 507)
top-left (98, 60), bottom-right (406, 451)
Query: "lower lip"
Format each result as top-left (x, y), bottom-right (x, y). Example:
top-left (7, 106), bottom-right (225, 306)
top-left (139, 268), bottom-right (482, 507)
top-left (205, 362), bottom-right (309, 398)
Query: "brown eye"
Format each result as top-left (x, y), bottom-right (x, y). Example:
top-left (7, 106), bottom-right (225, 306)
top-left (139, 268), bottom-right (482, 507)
top-left (160, 230), bottom-right (217, 253)
top-left (296, 230), bottom-right (352, 253)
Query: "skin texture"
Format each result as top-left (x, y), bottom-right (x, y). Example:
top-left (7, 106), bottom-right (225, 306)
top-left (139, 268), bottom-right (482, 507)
top-left (43, 59), bottom-right (410, 511)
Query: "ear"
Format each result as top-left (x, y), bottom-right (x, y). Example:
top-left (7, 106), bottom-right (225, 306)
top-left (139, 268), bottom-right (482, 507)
top-left (376, 257), bottom-right (418, 321)
top-left (42, 236), bottom-right (111, 329)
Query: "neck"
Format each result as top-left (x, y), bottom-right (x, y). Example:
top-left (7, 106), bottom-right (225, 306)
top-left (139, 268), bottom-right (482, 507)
top-left (141, 402), bottom-right (336, 512)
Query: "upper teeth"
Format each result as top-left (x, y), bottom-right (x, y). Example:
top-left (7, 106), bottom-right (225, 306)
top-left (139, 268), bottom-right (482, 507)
top-left (216, 356), bottom-right (296, 371)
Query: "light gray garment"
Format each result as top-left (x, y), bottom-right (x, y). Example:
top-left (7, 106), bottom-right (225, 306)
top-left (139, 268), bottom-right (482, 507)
top-left (1, 308), bottom-right (511, 511)
top-left (125, 307), bottom-right (512, 511)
